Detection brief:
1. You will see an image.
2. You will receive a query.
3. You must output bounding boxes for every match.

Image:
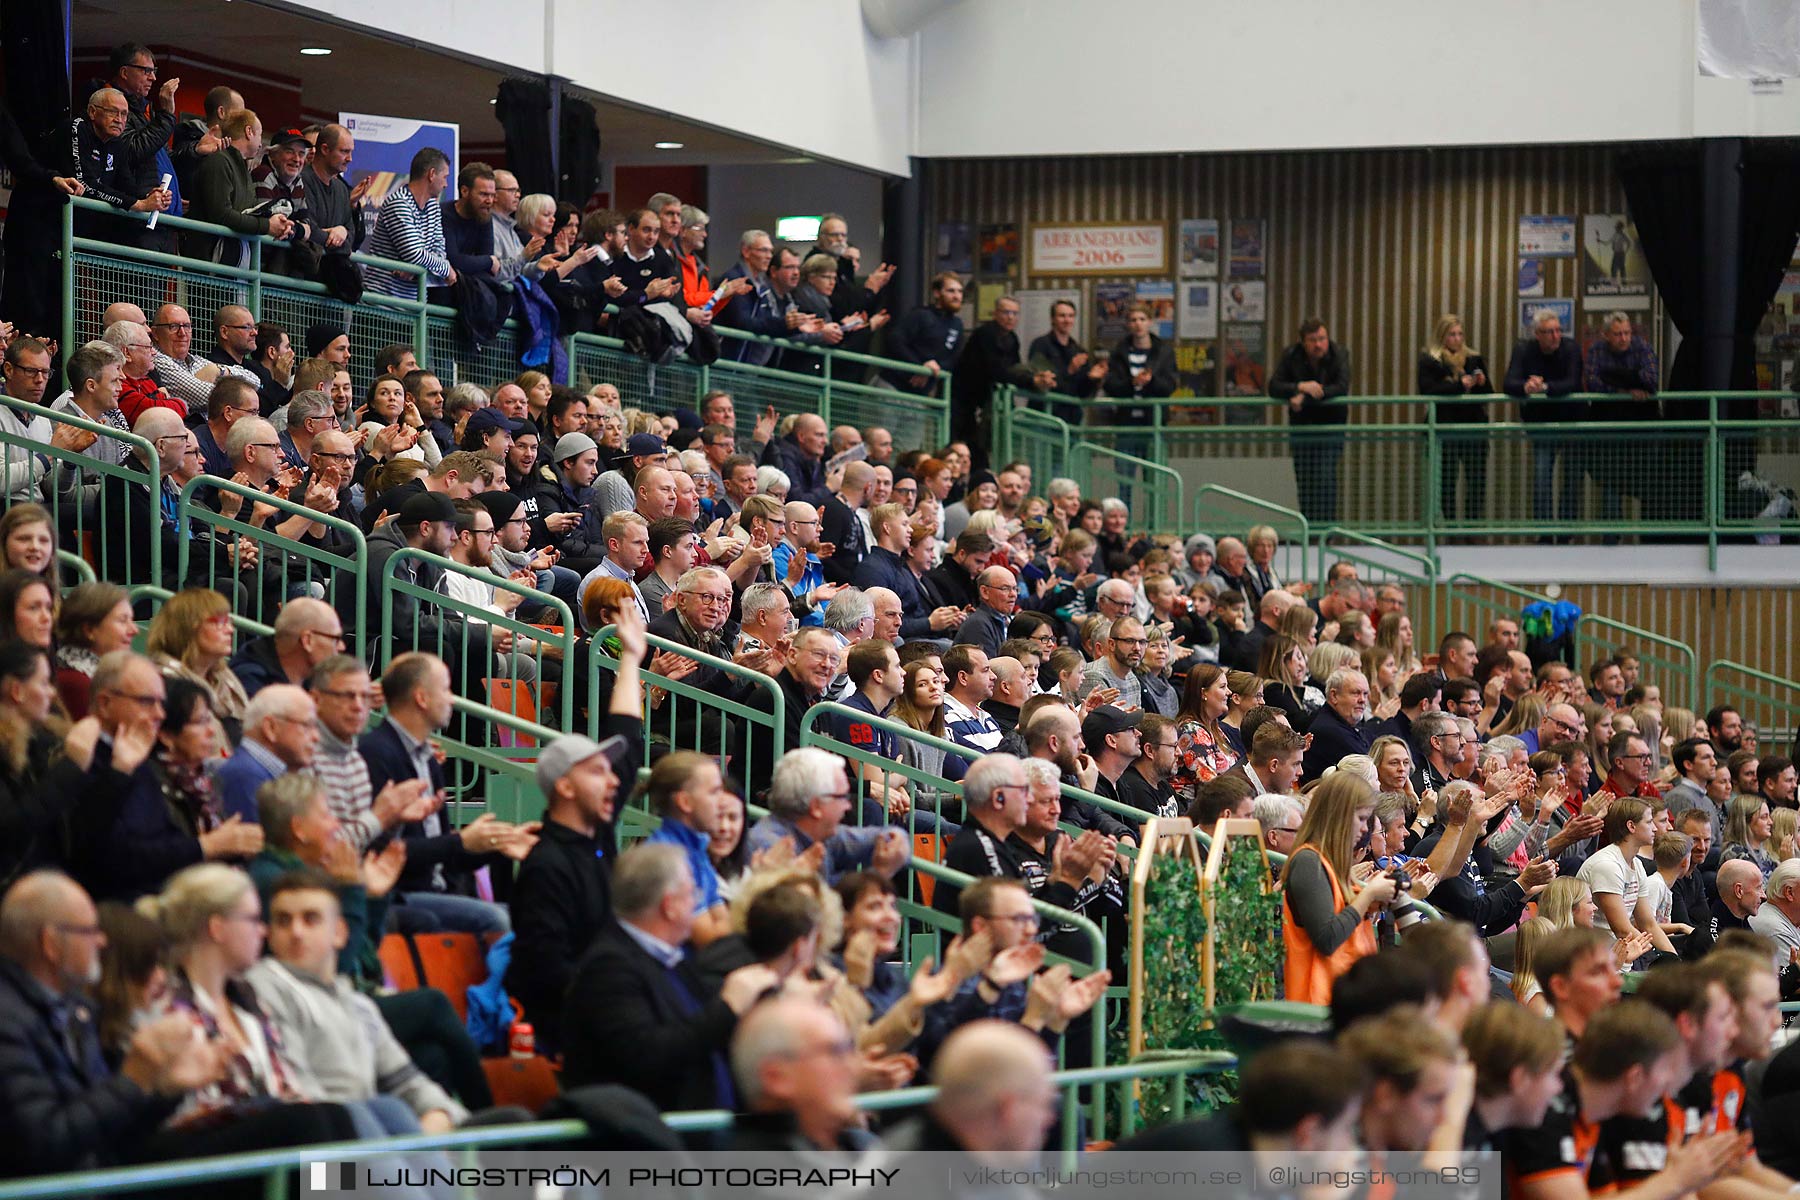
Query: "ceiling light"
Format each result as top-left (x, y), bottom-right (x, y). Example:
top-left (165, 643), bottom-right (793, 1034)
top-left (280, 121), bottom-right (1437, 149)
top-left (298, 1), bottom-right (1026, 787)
top-left (300, 46), bottom-right (332, 56)
top-left (654, 141), bottom-right (684, 150)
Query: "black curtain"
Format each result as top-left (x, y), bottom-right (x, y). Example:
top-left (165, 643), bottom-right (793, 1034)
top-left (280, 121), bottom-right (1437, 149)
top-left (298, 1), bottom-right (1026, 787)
top-left (558, 95), bottom-right (600, 209)
top-left (1734, 146), bottom-right (1800, 400)
top-left (494, 78), bottom-right (555, 198)
top-left (1619, 139), bottom-right (1800, 405)
top-left (1616, 144), bottom-right (1707, 392)
top-left (0, 0), bottom-right (71, 338)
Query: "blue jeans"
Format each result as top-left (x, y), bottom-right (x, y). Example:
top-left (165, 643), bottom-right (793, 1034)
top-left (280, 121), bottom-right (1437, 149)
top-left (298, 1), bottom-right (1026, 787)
top-left (397, 891), bottom-right (511, 935)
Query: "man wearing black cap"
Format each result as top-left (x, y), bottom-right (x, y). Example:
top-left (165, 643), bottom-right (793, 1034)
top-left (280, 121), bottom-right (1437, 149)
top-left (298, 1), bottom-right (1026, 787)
top-left (460, 407), bottom-right (525, 461)
top-left (1083, 705), bottom-right (1145, 808)
top-left (507, 613), bottom-right (647, 1056)
top-left (250, 126), bottom-right (315, 277)
top-left (595, 432), bottom-right (667, 519)
top-left (361, 492), bottom-right (489, 673)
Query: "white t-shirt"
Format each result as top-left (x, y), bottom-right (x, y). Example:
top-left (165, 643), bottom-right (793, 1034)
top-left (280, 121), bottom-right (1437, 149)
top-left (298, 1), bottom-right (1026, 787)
top-left (1577, 843), bottom-right (1646, 913)
top-left (1640, 871), bottom-right (1673, 925)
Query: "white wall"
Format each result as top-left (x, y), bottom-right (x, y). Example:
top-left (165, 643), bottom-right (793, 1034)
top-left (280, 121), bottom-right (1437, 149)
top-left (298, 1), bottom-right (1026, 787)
top-left (913, 0), bottom-right (1798, 157)
top-left (279, 0), bottom-right (914, 175)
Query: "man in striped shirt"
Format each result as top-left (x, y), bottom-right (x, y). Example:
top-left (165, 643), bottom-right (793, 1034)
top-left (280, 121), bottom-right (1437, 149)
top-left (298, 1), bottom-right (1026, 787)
top-left (363, 146), bottom-right (455, 299)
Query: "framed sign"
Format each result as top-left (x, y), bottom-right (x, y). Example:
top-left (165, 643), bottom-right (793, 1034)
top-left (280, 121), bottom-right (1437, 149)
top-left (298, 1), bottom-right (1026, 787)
top-left (1030, 222), bottom-right (1169, 275)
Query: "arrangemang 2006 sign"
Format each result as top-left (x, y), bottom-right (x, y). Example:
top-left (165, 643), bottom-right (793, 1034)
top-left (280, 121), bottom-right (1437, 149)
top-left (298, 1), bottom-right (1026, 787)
top-left (1030, 222), bottom-right (1169, 275)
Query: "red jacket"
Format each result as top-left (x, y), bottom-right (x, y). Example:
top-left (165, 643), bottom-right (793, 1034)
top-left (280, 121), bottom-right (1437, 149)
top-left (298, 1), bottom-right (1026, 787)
top-left (118, 375), bottom-right (187, 425)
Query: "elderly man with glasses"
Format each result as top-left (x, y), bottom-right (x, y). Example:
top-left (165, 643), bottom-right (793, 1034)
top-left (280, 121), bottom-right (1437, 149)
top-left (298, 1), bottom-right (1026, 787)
top-left (953, 566), bottom-right (1018, 659)
top-left (148, 303), bottom-right (259, 412)
top-left (745, 746), bottom-right (909, 885)
top-left (308, 653), bottom-right (433, 852)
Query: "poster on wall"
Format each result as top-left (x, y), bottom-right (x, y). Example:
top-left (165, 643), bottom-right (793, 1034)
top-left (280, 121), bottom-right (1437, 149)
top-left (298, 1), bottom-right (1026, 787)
top-left (1518, 259), bottom-right (1545, 297)
top-left (340, 112), bottom-right (458, 220)
top-left (1222, 280), bottom-right (1266, 322)
top-left (974, 281), bottom-right (1011, 326)
top-left (978, 223), bottom-right (1019, 276)
top-left (1178, 219), bottom-right (1220, 278)
top-left (1221, 323), bottom-right (1268, 396)
top-left (1517, 214), bottom-right (1577, 258)
top-left (1228, 220), bottom-right (1266, 277)
top-left (1518, 298), bottom-right (1574, 336)
top-left (1136, 280), bottom-right (1176, 340)
top-left (1580, 215), bottom-right (1652, 308)
top-left (1030, 223), bottom-right (1168, 275)
top-left (1178, 281), bottom-right (1218, 339)
top-left (1016, 288), bottom-right (1083, 358)
top-left (1093, 282), bottom-right (1135, 345)
top-left (1173, 341), bottom-right (1217, 406)
top-left (934, 223), bottom-right (973, 275)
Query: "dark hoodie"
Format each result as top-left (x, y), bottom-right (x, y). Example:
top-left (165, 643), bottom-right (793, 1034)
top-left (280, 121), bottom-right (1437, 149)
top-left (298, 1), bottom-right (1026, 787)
top-left (503, 714), bottom-right (640, 1056)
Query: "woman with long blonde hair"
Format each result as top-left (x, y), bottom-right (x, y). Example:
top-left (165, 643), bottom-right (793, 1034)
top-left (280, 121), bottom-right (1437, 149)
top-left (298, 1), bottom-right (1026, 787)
top-left (1279, 773), bottom-right (1392, 1003)
top-left (1511, 915), bottom-right (1553, 1014)
top-left (1374, 611), bottom-right (1421, 677)
top-left (1417, 312), bottom-right (1492, 522)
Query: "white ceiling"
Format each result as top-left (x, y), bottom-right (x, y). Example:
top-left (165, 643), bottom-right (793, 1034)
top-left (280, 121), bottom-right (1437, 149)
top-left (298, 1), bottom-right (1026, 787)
top-left (71, 0), bottom-right (805, 163)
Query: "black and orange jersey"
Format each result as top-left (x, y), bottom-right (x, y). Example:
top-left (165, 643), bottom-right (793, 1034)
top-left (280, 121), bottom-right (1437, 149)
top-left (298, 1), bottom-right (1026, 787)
top-left (1506, 1067), bottom-right (1617, 1197)
top-left (1599, 1094), bottom-right (1683, 1184)
top-left (1675, 1063), bottom-right (1752, 1139)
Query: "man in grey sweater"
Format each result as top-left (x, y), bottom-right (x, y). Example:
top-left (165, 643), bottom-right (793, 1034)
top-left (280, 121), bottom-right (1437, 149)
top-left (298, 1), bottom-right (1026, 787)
top-left (248, 871), bottom-right (468, 1132)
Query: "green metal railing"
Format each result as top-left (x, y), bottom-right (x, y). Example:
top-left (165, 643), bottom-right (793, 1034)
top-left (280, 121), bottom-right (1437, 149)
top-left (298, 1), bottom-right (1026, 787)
top-left (994, 385), bottom-right (1791, 558)
top-left (378, 546), bottom-right (576, 727)
top-left (1075, 440), bottom-right (1185, 535)
top-left (0, 393), bottom-right (162, 587)
top-left (64, 196), bottom-right (432, 386)
top-left (1572, 615), bottom-right (1701, 712)
top-left (0, 1053), bottom-right (1233, 1198)
top-left (178, 474), bottom-right (368, 657)
top-left (1192, 485), bottom-right (1311, 582)
top-left (589, 624), bottom-right (787, 793)
top-left (1314, 525), bottom-right (1438, 645)
top-left (1705, 661), bottom-right (1800, 749)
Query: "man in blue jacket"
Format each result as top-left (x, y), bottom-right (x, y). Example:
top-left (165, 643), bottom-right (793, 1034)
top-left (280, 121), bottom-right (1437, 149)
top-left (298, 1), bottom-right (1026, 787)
top-left (851, 502), bottom-right (965, 643)
top-left (883, 273), bottom-right (965, 393)
top-left (1301, 667), bottom-right (1372, 784)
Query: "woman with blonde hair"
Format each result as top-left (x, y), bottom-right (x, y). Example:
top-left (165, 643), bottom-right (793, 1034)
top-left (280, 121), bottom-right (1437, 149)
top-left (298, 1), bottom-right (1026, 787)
top-left (1278, 603), bottom-right (1319, 650)
top-left (1663, 706), bottom-right (1697, 747)
top-left (1492, 693), bottom-right (1548, 740)
top-left (1375, 611), bottom-right (1421, 677)
top-left (145, 588), bottom-right (249, 739)
top-left (1510, 915), bottom-right (1553, 1013)
top-left (1279, 773), bottom-right (1394, 1003)
top-left (140, 864), bottom-right (361, 1141)
top-left (515, 370), bottom-right (552, 415)
top-left (1257, 634), bottom-right (1318, 728)
top-left (1537, 876), bottom-right (1598, 930)
top-left (1334, 609), bottom-right (1376, 650)
top-left (1417, 312), bottom-right (1492, 522)
top-left (1307, 642), bottom-right (1359, 693)
top-left (1361, 645), bottom-right (1400, 718)
top-left (1721, 794), bottom-right (1779, 879)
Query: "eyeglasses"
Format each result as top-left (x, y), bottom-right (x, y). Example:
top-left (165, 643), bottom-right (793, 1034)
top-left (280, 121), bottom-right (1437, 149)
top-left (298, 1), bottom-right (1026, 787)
top-left (304, 629), bottom-right (347, 646)
top-left (1617, 752), bottom-right (1654, 761)
top-left (989, 912), bottom-right (1041, 930)
top-left (688, 593), bottom-right (732, 606)
top-left (6, 364), bottom-right (51, 381)
top-left (220, 322), bottom-right (256, 332)
top-left (983, 582), bottom-right (1019, 593)
top-left (122, 62), bottom-right (157, 75)
top-left (153, 322), bottom-right (193, 333)
top-left (270, 714), bottom-right (315, 729)
top-left (107, 690), bottom-right (165, 709)
top-left (251, 442), bottom-right (283, 452)
top-left (504, 517), bottom-right (531, 527)
top-left (315, 688), bottom-right (373, 704)
top-left (314, 451), bottom-right (357, 464)
top-left (1112, 636), bottom-right (1147, 647)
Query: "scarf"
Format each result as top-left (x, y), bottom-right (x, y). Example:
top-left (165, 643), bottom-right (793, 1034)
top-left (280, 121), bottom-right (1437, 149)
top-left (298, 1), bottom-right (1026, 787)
top-left (54, 643), bottom-right (99, 679)
top-left (1435, 345), bottom-right (1470, 375)
top-left (155, 748), bottom-right (223, 836)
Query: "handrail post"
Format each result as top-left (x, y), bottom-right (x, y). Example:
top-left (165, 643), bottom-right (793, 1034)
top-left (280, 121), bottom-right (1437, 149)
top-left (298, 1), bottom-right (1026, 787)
top-left (248, 237), bottom-right (262, 314)
top-left (60, 202), bottom-right (76, 361)
top-left (1424, 400), bottom-right (1440, 558)
top-left (821, 350), bottom-right (833, 432)
top-left (1706, 393), bottom-right (1719, 572)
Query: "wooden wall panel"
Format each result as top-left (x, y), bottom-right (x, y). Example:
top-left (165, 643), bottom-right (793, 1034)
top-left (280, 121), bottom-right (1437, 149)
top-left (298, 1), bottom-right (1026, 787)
top-left (931, 144), bottom-right (1643, 399)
